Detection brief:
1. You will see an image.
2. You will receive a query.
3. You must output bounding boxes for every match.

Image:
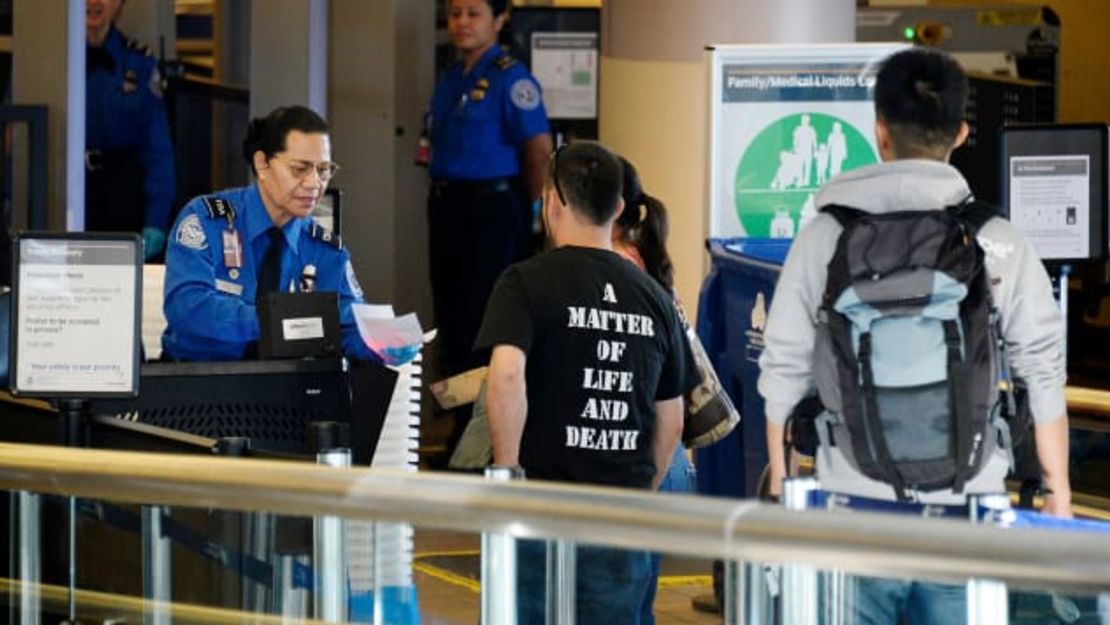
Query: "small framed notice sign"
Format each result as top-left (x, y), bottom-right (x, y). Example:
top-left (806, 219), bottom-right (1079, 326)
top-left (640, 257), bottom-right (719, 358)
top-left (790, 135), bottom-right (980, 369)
top-left (1001, 124), bottom-right (1109, 263)
top-left (9, 233), bottom-right (141, 398)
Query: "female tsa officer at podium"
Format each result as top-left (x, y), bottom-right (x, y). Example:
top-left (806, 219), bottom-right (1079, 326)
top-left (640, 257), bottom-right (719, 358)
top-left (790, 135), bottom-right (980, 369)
top-left (160, 105), bottom-right (376, 362)
top-left (423, 0), bottom-right (552, 379)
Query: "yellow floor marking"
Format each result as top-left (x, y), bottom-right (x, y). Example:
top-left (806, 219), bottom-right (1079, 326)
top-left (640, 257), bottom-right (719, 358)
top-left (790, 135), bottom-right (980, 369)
top-left (414, 561), bottom-right (482, 593)
top-left (415, 549), bottom-right (481, 559)
top-left (414, 554), bottom-right (711, 594)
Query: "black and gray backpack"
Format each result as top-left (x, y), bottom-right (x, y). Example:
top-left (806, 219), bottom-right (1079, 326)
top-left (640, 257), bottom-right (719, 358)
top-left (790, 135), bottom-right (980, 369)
top-left (809, 201), bottom-right (1011, 502)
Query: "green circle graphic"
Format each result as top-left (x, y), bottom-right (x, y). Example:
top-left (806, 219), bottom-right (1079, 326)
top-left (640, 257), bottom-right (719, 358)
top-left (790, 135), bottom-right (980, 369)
top-left (734, 112), bottom-right (877, 237)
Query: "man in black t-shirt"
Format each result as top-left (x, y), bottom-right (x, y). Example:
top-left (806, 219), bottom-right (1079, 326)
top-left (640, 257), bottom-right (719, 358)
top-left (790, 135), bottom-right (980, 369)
top-left (475, 141), bottom-right (698, 624)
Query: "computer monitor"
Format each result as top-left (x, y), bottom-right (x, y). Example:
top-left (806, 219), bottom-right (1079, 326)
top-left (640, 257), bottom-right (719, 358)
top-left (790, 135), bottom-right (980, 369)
top-left (1000, 124), bottom-right (1109, 263)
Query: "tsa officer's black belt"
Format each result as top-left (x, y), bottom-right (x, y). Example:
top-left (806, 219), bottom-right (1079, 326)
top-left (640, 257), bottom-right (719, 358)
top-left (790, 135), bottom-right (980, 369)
top-left (432, 177), bottom-right (513, 196)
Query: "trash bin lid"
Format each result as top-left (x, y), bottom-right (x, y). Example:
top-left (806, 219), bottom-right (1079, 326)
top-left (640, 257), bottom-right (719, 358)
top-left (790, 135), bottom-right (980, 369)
top-left (709, 237), bottom-right (791, 266)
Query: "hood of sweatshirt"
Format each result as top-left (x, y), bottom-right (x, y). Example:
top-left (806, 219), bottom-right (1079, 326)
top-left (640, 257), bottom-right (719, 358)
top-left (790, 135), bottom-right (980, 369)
top-left (813, 158), bottom-right (974, 214)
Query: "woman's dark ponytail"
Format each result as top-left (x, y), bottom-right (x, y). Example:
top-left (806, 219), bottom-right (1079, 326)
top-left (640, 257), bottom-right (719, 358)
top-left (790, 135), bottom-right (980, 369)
top-left (636, 194), bottom-right (674, 291)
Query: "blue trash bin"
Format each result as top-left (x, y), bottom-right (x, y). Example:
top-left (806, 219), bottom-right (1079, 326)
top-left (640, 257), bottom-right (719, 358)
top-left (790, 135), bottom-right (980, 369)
top-left (695, 238), bottom-right (791, 498)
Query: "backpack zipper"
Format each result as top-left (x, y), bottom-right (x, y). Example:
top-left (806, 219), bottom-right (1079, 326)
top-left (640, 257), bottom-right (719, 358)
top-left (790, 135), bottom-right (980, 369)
top-left (968, 431), bottom-right (983, 467)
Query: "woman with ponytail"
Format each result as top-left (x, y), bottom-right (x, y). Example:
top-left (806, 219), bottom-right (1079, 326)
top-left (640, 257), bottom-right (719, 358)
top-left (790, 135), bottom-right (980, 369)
top-left (612, 157), bottom-right (695, 625)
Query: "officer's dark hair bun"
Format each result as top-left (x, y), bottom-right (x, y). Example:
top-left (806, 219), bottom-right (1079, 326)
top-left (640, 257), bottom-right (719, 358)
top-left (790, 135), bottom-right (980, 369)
top-left (243, 105), bottom-right (330, 174)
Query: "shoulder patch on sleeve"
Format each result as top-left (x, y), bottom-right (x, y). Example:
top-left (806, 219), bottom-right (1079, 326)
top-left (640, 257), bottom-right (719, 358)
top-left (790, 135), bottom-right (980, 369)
top-left (494, 54), bottom-right (517, 70)
top-left (201, 196), bottom-right (234, 221)
top-left (308, 222), bottom-right (341, 248)
top-left (510, 78), bottom-right (542, 111)
top-left (175, 213), bottom-right (208, 250)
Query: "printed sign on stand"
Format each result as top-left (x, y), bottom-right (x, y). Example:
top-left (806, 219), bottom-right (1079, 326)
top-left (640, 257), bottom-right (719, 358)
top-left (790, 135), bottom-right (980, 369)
top-left (706, 43), bottom-right (908, 238)
top-left (531, 32), bottom-right (598, 120)
top-left (1001, 124), bottom-right (1109, 263)
top-left (10, 233), bottom-right (141, 398)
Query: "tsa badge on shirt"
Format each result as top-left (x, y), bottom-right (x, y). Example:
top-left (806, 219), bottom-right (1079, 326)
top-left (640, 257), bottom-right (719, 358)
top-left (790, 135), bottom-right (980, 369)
top-left (148, 68), bottom-right (164, 99)
top-left (510, 79), bottom-right (541, 111)
top-left (176, 214), bottom-right (208, 250)
top-left (345, 260), bottom-right (364, 299)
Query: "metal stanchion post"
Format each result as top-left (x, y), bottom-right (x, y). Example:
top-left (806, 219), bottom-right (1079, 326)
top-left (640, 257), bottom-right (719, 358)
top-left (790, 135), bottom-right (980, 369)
top-left (142, 505), bottom-right (172, 625)
top-left (481, 466), bottom-right (524, 625)
top-left (723, 560), bottom-right (742, 625)
top-left (274, 554), bottom-right (310, 624)
top-left (310, 422), bottom-right (351, 623)
top-left (545, 540), bottom-right (576, 625)
top-left (243, 509), bottom-right (273, 615)
top-left (782, 478), bottom-right (820, 625)
top-left (14, 491), bottom-right (42, 625)
top-left (968, 494), bottom-right (1010, 625)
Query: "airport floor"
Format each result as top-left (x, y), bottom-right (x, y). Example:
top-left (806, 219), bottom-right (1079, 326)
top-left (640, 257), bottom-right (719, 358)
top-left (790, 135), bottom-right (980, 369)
top-left (412, 529), bottom-right (721, 625)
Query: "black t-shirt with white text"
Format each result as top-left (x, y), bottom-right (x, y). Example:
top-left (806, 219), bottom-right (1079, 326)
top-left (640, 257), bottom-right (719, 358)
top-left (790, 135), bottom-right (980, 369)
top-left (475, 246), bottom-right (698, 489)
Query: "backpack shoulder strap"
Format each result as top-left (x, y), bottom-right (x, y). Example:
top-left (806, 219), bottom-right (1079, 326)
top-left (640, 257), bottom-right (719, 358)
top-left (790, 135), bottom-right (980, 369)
top-left (948, 199), bottom-right (1001, 234)
top-left (820, 204), bottom-right (868, 228)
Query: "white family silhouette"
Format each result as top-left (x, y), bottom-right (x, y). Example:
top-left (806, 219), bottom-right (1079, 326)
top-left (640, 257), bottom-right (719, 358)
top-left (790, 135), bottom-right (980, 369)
top-left (769, 115), bottom-right (848, 191)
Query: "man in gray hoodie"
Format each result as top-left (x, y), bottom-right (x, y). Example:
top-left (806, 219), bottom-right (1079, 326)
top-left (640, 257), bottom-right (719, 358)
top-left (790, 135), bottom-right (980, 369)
top-left (759, 47), bottom-right (1070, 513)
top-left (757, 43), bottom-right (1071, 624)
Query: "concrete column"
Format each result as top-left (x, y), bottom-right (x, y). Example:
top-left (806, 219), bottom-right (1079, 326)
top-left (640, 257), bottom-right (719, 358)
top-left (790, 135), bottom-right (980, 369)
top-left (116, 0), bottom-right (177, 60)
top-left (328, 0), bottom-right (435, 319)
top-left (250, 0), bottom-right (327, 118)
top-left (11, 0), bottom-right (85, 231)
top-left (599, 0), bottom-right (855, 314)
top-left (213, 0), bottom-right (251, 190)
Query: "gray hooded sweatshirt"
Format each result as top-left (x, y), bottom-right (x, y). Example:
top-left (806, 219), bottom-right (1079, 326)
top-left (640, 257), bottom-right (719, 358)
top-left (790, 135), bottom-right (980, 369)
top-left (757, 159), bottom-right (1067, 500)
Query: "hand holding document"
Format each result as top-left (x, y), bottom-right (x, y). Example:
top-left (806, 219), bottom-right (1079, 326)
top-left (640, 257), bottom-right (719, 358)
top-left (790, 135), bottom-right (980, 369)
top-left (352, 304), bottom-right (433, 366)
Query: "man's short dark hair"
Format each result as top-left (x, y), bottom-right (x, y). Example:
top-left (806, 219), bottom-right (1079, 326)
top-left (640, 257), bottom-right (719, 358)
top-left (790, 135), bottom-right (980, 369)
top-left (552, 141), bottom-right (623, 226)
top-left (874, 48), bottom-right (968, 159)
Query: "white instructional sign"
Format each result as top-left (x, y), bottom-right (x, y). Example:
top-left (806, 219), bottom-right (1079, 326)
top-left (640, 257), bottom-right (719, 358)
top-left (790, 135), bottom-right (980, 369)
top-left (13, 237), bottom-right (140, 396)
top-left (1009, 155), bottom-right (1092, 260)
top-left (531, 32), bottom-right (598, 120)
top-left (707, 43), bottom-right (908, 238)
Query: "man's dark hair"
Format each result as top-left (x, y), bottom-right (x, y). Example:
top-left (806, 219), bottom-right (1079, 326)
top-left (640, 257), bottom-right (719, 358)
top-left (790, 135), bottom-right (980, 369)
top-left (243, 105), bottom-right (330, 174)
top-left (874, 48), bottom-right (968, 159)
top-left (552, 141), bottom-right (623, 226)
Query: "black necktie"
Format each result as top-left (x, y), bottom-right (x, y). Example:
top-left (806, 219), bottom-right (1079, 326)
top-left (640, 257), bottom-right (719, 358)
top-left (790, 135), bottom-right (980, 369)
top-left (87, 45), bottom-right (115, 74)
top-left (257, 227), bottom-right (284, 296)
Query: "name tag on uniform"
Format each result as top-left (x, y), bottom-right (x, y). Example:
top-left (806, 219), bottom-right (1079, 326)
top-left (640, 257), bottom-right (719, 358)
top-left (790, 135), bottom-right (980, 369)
top-left (282, 317), bottom-right (325, 341)
top-left (215, 279), bottom-right (243, 296)
top-left (222, 229), bottom-right (242, 268)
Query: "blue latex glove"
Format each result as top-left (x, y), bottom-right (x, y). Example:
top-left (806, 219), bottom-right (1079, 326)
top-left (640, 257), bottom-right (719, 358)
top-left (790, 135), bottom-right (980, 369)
top-left (142, 227), bottom-right (166, 261)
top-left (378, 344), bottom-right (421, 366)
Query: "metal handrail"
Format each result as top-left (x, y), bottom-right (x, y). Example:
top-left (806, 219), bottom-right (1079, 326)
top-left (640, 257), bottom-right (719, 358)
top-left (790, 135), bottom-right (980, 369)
top-left (1, 442), bottom-right (1109, 593)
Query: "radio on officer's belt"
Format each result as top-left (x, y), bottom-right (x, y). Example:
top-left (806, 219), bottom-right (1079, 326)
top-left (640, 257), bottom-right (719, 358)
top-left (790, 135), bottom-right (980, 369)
top-left (257, 292), bottom-right (341, 360)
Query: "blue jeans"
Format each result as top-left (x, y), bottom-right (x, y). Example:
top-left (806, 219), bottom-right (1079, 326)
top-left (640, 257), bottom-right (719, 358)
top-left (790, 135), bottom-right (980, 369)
top-left (640, 447), bottom-right (696, 625)
top-left (849, 577), bottom-right (966, 625)
top-left (516, 539), bottom-right (652, 625)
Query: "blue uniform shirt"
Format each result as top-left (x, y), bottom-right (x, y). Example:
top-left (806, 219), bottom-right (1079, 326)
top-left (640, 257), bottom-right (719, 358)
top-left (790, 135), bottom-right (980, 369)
top-left (428, 46), bottom-right (550, 180)
top-left (87, 26), bottom-right (175, 230)
top-left (161, 185), bottom-right (376, 362)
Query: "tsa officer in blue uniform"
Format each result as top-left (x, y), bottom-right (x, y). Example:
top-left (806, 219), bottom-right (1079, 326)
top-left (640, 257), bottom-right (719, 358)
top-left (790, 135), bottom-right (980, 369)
top-left (162, 106), bottom-right (376, 363)
top-left (85, 0), bottom-right (175, 260)
top-left (424, 0), bottom-right (553, 381)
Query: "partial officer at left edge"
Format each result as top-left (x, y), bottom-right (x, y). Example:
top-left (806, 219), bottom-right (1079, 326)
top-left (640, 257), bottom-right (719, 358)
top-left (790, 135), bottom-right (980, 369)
top-left (85, 0), bottom-right (175, 260)
top-left (161, 105), bottom-right (377, 363)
